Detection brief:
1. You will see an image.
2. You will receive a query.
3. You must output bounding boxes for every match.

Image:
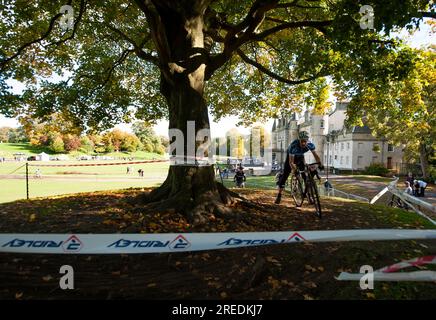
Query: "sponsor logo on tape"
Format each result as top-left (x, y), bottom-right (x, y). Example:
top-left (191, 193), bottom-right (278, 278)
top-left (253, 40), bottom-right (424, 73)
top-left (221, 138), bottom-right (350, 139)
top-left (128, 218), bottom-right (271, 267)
top-left (218, 232), bottom-right (306, 247)
top-left (62, 235), bottom-right (83, 253)
top-left (2, 238), bottom-right (62, 248)
top-left (169, 235), bottom-right (191, 250)
top-left (107, 239), bottom-right (170, 248)
top-left (2, 235), bottom-right (83, 252)
top-left (287, 232), bottom-right (306, 242)
top-left (106, 234), bottom-right (190, 251)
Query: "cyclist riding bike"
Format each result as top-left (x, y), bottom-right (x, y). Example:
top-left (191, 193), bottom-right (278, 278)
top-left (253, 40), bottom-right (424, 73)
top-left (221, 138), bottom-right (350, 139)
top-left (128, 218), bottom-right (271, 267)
top-left (275, 131), bottom-right (324, 204)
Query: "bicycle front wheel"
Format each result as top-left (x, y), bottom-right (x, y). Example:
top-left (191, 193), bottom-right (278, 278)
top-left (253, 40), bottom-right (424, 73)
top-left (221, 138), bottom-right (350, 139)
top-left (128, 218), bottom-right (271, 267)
top-left (308, 180), bottom-right (322, 218)
top-left (291, 175), bottom-right (304, 207)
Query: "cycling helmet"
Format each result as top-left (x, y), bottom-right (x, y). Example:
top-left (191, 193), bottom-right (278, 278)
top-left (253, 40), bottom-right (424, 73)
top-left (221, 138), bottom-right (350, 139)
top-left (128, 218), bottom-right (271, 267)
top-left (298, 131), bottom-right (310, 140)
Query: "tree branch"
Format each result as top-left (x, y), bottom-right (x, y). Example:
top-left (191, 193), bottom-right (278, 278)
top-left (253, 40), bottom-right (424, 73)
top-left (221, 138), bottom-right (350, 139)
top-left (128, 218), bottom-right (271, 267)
top-left (133, 0), bottom-right (174, 83)
top-left (418, 11), bottom-right (436, 19)
top-left (133, 0), bottom-right (171, 65)
top-left (206, 18), bottom-right (331, 79)
top-left (252, 19), bottom-right (332, 40)
top-left (47, 0), bottom-right (87, 47)
top-left (105, 24), bottom-right (158, 66)
top-left (0, 1), bottom-right (73, 71)
top-left (236, 48), bottom-right (324, 85)
top-left (87, 49), bottom-right (133, 97)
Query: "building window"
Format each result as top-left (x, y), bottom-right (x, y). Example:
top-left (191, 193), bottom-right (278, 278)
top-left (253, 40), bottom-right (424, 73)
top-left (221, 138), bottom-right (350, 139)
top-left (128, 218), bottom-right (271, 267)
top-left (329, 155), bottom-right (332, 164)
top-left (346, 156), bottom-right (349, 164)
top-left (340, 156), bottom-right (343, 164)
top-left (372, 156), bottom-right (378, 163)
top-left (334, 155), bottom-right (338, 160)
top-left (347, 142), bottom-right (350, 150)
top-left (341, 143), bottom-right (344, 151)
top-left (320, 120), bottom-right (324, 128)
top-left (388, 144), bottom-right (394, 152)
top-left (373, 143), bottom-right (380, 152)
top-left (357, 156), bottom-right (363, 165)
top-left (358, 142), bottom-right (363, 150)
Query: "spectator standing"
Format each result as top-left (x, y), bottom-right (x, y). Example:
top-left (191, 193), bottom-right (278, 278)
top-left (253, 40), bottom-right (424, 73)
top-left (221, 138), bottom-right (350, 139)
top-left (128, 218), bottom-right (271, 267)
top-left (413, 179), bottom-right (427, 197)
top-left (404, 181), bottom-right (413, 195)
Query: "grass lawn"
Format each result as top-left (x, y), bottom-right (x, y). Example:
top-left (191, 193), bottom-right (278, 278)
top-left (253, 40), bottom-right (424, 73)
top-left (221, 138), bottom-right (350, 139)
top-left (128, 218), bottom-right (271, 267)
top-left (336, 174), bottom-right (394, 183)
top-left (0, 143), bottom-right (51, 157)
top-left (222, 175), bottom-right (277, 190)
top-left (0, 161), bottom-right (169, 203)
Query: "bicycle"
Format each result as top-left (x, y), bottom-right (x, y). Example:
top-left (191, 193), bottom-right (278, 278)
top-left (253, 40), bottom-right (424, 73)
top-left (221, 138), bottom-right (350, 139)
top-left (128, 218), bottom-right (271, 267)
top-left (289, 162), bottom-right (322, 218)
top-left (388, 194), bottom-right (410, 211)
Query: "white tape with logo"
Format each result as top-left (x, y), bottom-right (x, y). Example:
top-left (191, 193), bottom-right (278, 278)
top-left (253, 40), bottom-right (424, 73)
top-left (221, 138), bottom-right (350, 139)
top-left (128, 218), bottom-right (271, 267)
top-left (1, 229), bottom-right (436, 254)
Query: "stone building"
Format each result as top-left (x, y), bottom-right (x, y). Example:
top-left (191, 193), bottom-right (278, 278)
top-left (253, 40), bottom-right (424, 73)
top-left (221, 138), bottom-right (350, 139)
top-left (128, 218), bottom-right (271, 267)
top-left (271, 102), bottom-right (404, 172)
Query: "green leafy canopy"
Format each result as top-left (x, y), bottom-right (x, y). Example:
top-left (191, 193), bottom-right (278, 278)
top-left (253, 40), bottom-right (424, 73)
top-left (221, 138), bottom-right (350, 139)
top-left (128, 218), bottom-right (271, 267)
top-left (0, 0), bottom-right (434, 131)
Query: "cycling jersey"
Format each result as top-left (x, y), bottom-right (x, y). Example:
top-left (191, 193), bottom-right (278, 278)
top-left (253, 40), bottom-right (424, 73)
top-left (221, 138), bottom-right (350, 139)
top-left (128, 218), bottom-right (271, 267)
top-left (287, 139), bottom-right (315, 156)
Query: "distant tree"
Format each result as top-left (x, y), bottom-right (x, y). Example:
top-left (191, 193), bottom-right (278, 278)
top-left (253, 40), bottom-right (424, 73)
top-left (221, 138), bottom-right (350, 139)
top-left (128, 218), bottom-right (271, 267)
top-left (346, 49), bottom-right (435, 178)
top-left (0, 126), bottom-right (28, 143)
top-left (63, 134), bottom-right (82, 152)
top-left (132, 122), bottom-right (155, 141)
top-left (159, 136), bottom-right (170, 148)
top-left (155, 145), bottom-right (166, 155)
top-left (49, 136), bottom-right (65, 153)
top-left (102, 129), bottom-right (126, 152)
top-left (79, 136), bottom-right (95, 154)
top-left (121, 134), bottom-right (142, 152)
top-left (132, 121), bottom-right (166, 153)
top-left (0, 127), bottom-right (11, 142)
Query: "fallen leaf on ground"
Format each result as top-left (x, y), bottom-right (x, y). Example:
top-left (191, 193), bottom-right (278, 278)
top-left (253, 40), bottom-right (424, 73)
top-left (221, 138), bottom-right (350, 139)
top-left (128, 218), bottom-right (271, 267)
top-left (42, 275), bottom-right (53, 282)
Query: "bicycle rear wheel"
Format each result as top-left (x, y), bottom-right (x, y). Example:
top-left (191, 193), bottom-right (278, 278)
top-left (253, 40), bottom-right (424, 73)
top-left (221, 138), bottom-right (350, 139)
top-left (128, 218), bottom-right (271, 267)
top-left (291, 175), bottom-right (304, 207)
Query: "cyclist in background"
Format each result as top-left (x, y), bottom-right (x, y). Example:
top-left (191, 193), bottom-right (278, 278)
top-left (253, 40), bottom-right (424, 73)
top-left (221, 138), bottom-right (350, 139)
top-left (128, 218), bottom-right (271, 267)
top-left (275, 131), bottom-right (323, 204)
top-left (234, 167), bottom-right (246, 187)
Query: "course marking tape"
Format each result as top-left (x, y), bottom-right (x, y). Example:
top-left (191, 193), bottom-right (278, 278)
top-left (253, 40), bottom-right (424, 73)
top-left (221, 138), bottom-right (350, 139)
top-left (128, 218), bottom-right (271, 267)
top-left (27, 159), bottom-right (168, 167)
top-left (337, 255), bottom-right (436, 282)
top-left (379, 255), bottom-right (436, 273)
top-left (370, 186), bottom-right (389, 204)
top-left (336, 271), bottom-right (436, 282)
top-left (1, 229), bottom-right (436, 254)
top-left (324, 188), bottom-right (369, 202)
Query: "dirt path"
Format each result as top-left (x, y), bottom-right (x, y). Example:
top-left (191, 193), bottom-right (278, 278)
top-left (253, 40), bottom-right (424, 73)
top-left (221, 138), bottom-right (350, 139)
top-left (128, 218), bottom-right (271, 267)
top-left (0, 188), bottom-right (435, 300)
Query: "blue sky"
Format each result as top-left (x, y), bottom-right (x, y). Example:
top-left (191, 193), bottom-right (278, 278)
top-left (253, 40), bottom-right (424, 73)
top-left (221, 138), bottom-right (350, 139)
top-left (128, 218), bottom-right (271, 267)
top-left (1, 19), bottom-right (434, 137)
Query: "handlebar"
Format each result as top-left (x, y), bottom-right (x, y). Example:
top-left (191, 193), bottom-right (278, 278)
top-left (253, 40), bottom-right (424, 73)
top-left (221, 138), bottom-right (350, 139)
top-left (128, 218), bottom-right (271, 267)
top-left (307, 162), bottom-right (321, 166)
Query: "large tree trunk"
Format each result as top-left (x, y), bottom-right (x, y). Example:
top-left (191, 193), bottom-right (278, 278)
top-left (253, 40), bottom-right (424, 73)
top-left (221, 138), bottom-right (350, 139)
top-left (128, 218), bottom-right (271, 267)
top-left (419, 141), bottom-right (430, 179)
top-left (142, 4), bottom-right (237, 223)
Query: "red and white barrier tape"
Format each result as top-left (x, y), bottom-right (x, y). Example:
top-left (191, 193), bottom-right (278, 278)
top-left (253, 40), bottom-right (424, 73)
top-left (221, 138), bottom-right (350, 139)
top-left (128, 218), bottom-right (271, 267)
top-left (27, 159), bottom-right (168, 167)
top-left (379, 255), bottom-right (436, 273)
top-left (337, 255), bottom-right (436, 282)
